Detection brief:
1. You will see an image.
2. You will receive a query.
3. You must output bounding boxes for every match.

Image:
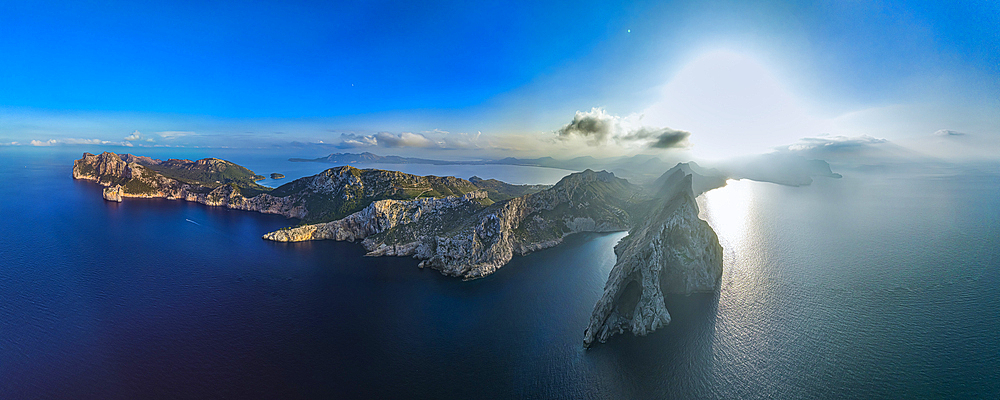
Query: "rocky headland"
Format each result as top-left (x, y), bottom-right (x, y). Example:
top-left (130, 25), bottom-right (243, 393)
top-left (264, 169), bottom-right (643, 279)
top-left (583, 169), bottom-right (723, 347)
top-left (75, 151), bottom-right (726, 346)
top-left (73, 151), bottom-right (547, 224)
top-left (74, 152), bottom-right (303, 217)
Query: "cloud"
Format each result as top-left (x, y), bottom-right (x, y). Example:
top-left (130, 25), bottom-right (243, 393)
top-left (934, 129), bottom-right (966, 137)
top-left (556, 108), bottom-right (617, 144)
top-left (784, 135), bottom-right (888, 153)
top-left (555, 107), bottom-right (690, 149)
top-left (620, 127), bottom-right (691, 149)
top-left (437, 131), bottom-right (482, 149)
top-left (336, 133), bottom-right (379, 148)
top-left (335, 131), bottom-right (439, 149)
top-left (28, 138), bottom-right (128, 146)
top-left (377, 131), bottom-right (433, 148)
top-left (156, 131), bottom-right (195, 139)
top-left (124, 130), bottom-right (155, 142)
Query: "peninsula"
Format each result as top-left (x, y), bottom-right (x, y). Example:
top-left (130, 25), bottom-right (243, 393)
top-left (74, 151), bottom-right (724, 345)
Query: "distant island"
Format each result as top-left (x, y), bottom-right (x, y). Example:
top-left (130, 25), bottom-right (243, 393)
top-left (292, 151), bottom-right (842, 186)
top-left (74, 151), bottom-right (724, 346)
top-left (270, 173), bottom-right (285, 179)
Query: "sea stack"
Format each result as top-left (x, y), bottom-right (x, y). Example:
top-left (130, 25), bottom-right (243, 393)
top-left (583, 169), bottom-right (723, 347)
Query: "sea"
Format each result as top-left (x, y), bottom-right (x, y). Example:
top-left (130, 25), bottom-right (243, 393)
top-left (1, 146), bottom-right (998, 399)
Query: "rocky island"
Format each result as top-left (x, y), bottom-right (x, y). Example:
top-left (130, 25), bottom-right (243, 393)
top-left (74, 152), bottom-right (725, 346)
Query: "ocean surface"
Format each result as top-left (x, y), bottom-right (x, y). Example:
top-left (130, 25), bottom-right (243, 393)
top-left (1, 146), bottom-right (998, 399)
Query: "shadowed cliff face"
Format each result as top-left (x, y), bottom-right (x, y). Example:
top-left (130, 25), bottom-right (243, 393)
top-left (583, 170), bottom-right (723, 347)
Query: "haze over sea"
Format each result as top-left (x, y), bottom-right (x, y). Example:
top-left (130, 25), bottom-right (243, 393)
top-left (2, 147), bottom-right (998, 399)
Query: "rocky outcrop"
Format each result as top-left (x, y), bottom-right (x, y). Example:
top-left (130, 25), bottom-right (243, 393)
top-left (103, 185), bottom-right (124, 202)
top-left (78, 152), bottom-right (726, 346)
top-left (263, 191), bottom-right (490, 243)
top-left (74, 152), bottom-right (546, 225)
top-left (583, 169), bottom-right (723, 347)
top-left (263, 169), bottom-right (643, 280)
top-left (74, 152), bottom-right (302, 217)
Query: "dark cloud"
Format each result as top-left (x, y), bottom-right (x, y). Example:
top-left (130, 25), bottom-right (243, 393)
top-left (556, 107), bottom-right (691, 149)
top-left (650, 129), bottom-right (691, 149)
top-left (620, 127), bottom-right (691, 149)
top-left (556, 108), bottom-right (615, 143)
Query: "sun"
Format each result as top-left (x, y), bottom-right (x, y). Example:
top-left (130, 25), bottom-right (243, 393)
top-left (643, 50), bottom-right (827, 160)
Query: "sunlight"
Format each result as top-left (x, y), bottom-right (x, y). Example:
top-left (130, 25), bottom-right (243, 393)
top-left (697, 179), bottom-right (754, 248)
top-left (643, 50), bottom-right (828, 159)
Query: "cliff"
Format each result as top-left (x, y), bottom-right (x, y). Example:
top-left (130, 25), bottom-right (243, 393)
top-left (264, 169), bottom-right (644, 280)
top-left (73, 151), bottom-right (545, 223)
top-left (262, 163), bottom-right (724, 343)
top-left (583, 169), bottom-right (723, 347)
top-left (77, 152), bottom-right (725, 346)
top-left (73, 152), bottom-right (303, 217)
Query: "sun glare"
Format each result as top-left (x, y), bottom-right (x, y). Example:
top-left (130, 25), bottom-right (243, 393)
top-left (644, 50), bottom-right (827, 159)
top-left (697, 179), bottom-right (754, 248)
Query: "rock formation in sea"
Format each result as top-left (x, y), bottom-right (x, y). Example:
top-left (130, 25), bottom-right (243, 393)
top-left (583, 169), bottom-right (723, 347)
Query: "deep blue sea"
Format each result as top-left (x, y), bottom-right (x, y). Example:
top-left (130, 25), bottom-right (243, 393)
top-left (2, 146), bottom-right (999, 399)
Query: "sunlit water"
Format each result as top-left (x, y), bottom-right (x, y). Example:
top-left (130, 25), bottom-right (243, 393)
top-left (1, 147), bottom-right (998, 399)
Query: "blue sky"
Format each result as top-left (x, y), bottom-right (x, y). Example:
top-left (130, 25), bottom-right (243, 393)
top-left (2, 0), bottom-right (997, 159)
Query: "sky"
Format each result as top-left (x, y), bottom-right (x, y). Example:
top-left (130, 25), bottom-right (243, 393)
top-left (1, 0), bottom-right (998, 161)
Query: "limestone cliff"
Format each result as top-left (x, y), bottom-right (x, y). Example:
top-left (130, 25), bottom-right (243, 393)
top-left (583, 169), bottom-right (723, 347)
top-left (78, 152), bottom-right (726, 345)
top-left (263, 169), bottom-right (644, 280)
top-left (73, 152), bottom-right (303, 217)
top-left (74, 151), bottom-right (545, 224)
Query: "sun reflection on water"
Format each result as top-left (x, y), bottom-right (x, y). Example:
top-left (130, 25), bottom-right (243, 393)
top-left (697, 179), bottom-right (754, 249)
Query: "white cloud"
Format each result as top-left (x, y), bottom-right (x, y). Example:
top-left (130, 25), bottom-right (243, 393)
top-left (437, 131), bottom-right (483, 149)
top-left (336, 133), bottom-right (379, 148)
top-left (933, 129), bottom-right (966, 136)
top-left (124, 130), bottom-right (155, 142)
top-left (155, 131), bottom-right (195, 139)
top-left (378, 131), bottom-right (433, 148)
top-left (784, 135), bottom-right (888, 152)
top-left (335, 131), bottom-right (467, 149)
top-left (28, 138), bottom-right (128, 146)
